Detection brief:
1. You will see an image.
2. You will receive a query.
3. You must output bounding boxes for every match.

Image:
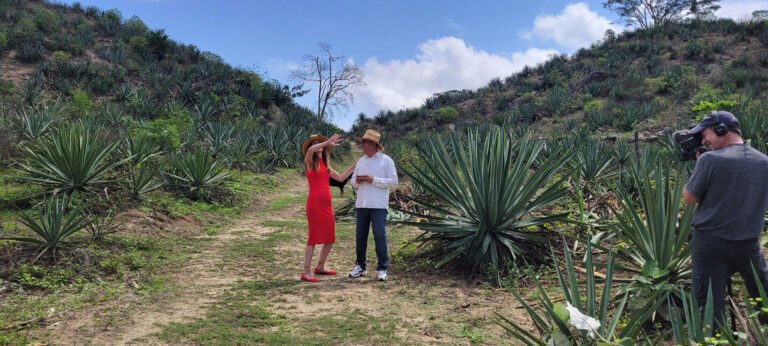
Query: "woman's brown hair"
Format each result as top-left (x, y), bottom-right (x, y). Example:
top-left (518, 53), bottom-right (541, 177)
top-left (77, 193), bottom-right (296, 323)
top-left (309, 149), bottom-right (333, 172)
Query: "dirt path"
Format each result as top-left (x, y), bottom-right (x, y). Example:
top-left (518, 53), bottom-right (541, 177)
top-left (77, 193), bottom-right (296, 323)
top-left (43, 153), bottom-right (529, 344)
top-left (44, 176), bottom-right (309, 345)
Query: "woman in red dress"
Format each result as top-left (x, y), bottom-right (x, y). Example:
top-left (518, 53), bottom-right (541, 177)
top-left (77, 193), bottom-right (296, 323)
top-left (300, 133), bottom-right (355, 282)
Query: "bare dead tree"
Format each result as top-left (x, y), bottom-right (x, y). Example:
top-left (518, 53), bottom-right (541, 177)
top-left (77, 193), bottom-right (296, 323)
top-left (290, 43), bottom-right (365, 123)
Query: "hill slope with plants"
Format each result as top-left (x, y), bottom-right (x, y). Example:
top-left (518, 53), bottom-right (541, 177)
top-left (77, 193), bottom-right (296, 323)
top-left (353, 17), bottom-right (768, 146)
top-left (0, 0), bottom-right (342, 169)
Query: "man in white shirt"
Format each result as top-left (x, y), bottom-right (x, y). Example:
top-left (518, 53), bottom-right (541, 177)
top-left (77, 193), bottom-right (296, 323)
top-left (348, 129), bottom-right (398, 281)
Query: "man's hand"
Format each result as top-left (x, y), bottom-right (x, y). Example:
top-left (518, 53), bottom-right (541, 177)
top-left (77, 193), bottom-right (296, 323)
top-left (356, 175), bottom-right (373, 184)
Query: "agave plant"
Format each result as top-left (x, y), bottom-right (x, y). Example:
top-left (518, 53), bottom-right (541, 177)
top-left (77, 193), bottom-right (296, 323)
top-left (15, 108), bottom-right (57, 141)
top-left (193, 97), bottom-right (218, 124)
top-left (399, 127), bottom-right (575, 272)
top-left (120, 132), bottom-right (163, 166)
top-left (18, 124), bottom-right (130, 196)
top-left (257, 127), bottom-right (294, 169)
top-left (128, 165), bottom-right (163, 199)
top-left (17, 78), bottom-right (43, 107)
top-left (610, 157), bottom-right (695, 314)
top-left (202, 122), bottom-right (234, 159)
top-left (670, 265), bottom-right (768, 345)
top-left (164, 150), bottom-right (229, 198)
top-left (84, 209), bottom-right (124, 241)
top-left (495, 242), bottom-right (664, 344)
top-left (739, 104), bottom-right (768, 156)
top-left (1, 196), bottom-right (90, 262)
top-left (226, 132), bottom-right (256, 169)
top-left (570, 140), bottom-right (616, 198)
top-left (668, 287), bottom-right (715, 344)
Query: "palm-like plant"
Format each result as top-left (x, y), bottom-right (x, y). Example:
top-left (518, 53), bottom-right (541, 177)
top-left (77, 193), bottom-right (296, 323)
top-left (400, 127), bottom-right (575, 272)
top-left (611, 158), bottom-right (694, 312)
top-left (2, 196), bottom-right (90, 262)
top-left (164, 150), bottom-right (229, 198)
top-left (18, 124), bottom-right (129, 195)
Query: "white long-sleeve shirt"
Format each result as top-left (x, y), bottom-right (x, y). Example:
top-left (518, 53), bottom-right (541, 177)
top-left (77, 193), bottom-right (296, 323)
top-left (351, 152), bottom-right (398, 209)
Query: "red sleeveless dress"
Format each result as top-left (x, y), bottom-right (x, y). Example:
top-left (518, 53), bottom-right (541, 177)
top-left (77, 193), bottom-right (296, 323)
top-left (305, 160), bottom-right (335, 245)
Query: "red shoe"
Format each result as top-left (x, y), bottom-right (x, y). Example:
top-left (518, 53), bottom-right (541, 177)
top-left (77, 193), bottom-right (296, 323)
top-left (300, 274), bottom-right (318, 282)
top-left (314, 268), bottom-right (337, 275)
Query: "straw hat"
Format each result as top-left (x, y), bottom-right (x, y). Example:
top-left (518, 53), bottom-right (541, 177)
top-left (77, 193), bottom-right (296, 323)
top-left (355, 129), bottom-right (385, 151)
top-left (301, 134), bottom-right (329, 156)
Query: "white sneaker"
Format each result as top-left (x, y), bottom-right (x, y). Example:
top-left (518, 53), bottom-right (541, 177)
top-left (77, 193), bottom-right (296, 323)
top-left (349, 265), bottom-right (367, 278)
top-left (377, 270), bottom-right (388, 281)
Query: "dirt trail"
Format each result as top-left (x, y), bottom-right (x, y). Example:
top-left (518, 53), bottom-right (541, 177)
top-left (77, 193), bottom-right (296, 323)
top-left (45, 177), bottom-right (308, 345)
top-left (43, 143), bottom-right (528, 344)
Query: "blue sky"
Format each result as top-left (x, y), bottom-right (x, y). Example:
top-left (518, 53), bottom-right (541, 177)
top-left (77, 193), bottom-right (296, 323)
top-left (60, 0), bottom-right (764, 130)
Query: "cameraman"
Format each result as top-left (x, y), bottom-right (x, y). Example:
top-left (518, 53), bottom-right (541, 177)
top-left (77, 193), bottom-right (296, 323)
top-left (682, 111), bottom-right (768, 327)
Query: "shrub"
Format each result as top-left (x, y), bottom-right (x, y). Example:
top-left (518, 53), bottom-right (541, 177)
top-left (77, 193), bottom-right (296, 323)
top-left (135, 108), bottom-right (194, 151)
top-left (430, 106), bottom-right (458, 125)
top-left (15, 264), bottom-right (74, 289)
top-left (33, 8), bottom-right (59, 33)
top-left (0, 31), bottom-right (8, 52)
top-left (51, 50), bottom-right (71, 67)
top-left (71, 88), bottom-right (93, 115)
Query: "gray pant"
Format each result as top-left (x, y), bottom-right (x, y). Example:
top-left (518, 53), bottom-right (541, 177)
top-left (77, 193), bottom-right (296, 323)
top-left (691, 231), bottom-right (768, 327)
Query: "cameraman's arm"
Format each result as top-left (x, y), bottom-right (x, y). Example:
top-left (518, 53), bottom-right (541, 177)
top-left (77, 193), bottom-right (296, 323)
top-left (683, 188), bottom-right (699, 205)
top-left (683, 154), bottom-right (710, 205)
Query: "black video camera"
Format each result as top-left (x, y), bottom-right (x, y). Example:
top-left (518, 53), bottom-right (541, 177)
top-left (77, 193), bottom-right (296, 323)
top-left (673, 130), bottom-right (707, 161)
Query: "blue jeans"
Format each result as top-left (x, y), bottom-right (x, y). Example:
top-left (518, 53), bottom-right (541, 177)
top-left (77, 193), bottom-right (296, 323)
top-left (355, 208), bottom-right (388, 271)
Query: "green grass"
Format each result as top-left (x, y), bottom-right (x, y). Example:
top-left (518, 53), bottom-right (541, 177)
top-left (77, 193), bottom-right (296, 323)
top-left (455, 324), bottom-right (487, 344)
top-left (154, 278), bottom-right (403, 345)
top-left (299, 311), bottom-right (401, 344)
top-left (223, 230), bottom-right (297, 268)
top-left (0, 281), bottom-right (125, 330)
top-left (266, 194), bottom-right (305, 212)
top-left (141, 169), bottom-right (288, 220)
top-left (0, 234), bottom-right (190, 336)
top-left (154, 281), bottom-right (292, 345)
top-left (0, 168), bottom-right (43, 209)
top-left (0, 168), bottom-right (282, 330)
top-left (262, 220), bottom-right (306, 229)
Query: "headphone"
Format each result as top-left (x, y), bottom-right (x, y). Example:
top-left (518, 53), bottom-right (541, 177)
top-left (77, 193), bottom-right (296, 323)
top-left (710, 111), bottom-right (728, 137)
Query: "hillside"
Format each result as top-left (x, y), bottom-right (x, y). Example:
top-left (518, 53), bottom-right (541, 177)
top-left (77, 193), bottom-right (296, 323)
top-left (353, 17), bottom-right (768, 143)
top-left (0, 0), bottom-right (340, 166)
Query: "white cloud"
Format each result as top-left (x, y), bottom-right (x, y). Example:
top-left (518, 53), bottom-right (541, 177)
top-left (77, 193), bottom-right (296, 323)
top-left (716, 0), bottom-right (766, 20)
top-left (356, 37), bottom-right (558, 112)
top-left (523, 2), bottom-right (622, 50)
